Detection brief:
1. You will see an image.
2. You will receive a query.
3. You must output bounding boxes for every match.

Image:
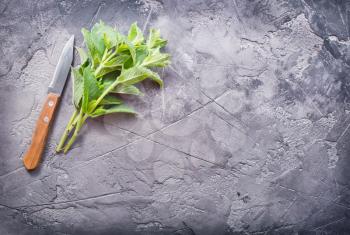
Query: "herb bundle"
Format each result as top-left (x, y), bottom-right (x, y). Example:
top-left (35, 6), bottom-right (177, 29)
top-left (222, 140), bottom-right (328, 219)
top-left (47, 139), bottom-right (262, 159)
top-left (56, 21), bottom-right (170, 153)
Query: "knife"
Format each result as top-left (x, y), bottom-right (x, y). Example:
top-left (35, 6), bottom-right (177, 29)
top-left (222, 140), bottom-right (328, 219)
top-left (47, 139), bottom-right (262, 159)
top-left (23, 35), bottom-right (74, 171)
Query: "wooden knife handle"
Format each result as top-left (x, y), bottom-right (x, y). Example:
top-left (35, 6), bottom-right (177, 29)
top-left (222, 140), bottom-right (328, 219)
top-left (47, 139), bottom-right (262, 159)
top-left (23, 93), bottom-right (60, 170)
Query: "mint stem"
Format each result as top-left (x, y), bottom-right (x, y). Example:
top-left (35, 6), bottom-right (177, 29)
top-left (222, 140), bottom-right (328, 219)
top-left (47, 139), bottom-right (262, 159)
top-left (57, 80), bottom-right (118, 154)
top-left (63, 110), bottom-right (88, 153)
top-left (96, 80), bottom-right (120, 105)
top-left (56, 109), bottom-right (78, 152)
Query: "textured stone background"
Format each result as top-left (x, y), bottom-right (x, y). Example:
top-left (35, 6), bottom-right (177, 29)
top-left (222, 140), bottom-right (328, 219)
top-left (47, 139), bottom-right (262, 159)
top-left (1, 0), bottom-right (350, 234)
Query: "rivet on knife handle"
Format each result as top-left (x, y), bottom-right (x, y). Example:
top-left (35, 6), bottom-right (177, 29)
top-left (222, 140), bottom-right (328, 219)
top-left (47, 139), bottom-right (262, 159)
top-left (23, 93), bottom-right (60, 170)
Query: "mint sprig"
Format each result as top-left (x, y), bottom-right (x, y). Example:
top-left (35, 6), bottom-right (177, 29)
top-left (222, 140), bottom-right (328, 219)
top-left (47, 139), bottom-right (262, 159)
top-left (56, 21), bottom-right (170, 153)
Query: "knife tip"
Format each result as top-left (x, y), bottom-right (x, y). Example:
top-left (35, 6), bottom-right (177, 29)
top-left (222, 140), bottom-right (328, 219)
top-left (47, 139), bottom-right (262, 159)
top-left (69, 35), bottom-right (75, 43)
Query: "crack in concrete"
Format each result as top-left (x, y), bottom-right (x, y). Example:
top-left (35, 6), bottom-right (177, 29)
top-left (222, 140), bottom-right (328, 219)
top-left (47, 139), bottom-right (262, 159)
top-left (88, 2), bottom-right (105, 28)
top-left (312, 217), bottom-right (346, 231)
top-left (13, 189), bottom-right (137, 209)
top-left (337, 115), bottom-right (350, 142)
top-left (276, 184), bottom-right (350, 210)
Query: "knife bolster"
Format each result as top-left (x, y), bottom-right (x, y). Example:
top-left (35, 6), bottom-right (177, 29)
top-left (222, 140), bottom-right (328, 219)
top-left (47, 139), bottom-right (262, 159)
top-left (23, 93), bottom-right (60, 170)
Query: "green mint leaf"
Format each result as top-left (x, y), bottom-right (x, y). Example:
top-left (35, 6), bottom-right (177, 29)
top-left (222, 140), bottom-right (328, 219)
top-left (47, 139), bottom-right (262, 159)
top-left (95, 54), bottom-right (130, 78)
top-left (76, 47), bottom-right (88, 65)
top-left (100, 95), bottom-right (123, 105)
top-left (104, 54), bottom-right (130, 67)
top-left (103, 33), bottom-right (112, 49)
top-left (83, 21), bottom-right (121, 66)
top-left (127, 22), bottom-right (144, 45)
top-left (142, 48), bottom-right (170, 67)
top-left (117, 66), bottom-right (148, 85)
top-left (82, 67), bottom-right (102, 113)
top-left (135, 45), bottom-right (148, 66)
top-left (112, 84), bottom-right (143, 96)
top-left (90, 21), bottom-right (110, 56)
top-left (118, 41), bottom-right (136, 65)
top-left (101, 73), bottom-right (118, 90)
top-left (82, 28), bottom-right (101, 68)
top-left (81, 28), bottom-right (94, 56)
top-left (92, 21), bottom-right (123, 50)
top-left (147, 29), bottom-right (167, 49)
top-left (90, 104), bottom-right (137, 118)
top-left (142, 67), bottom-right (164, 87)
top-left (72, 66), bottom-right (84, 108)
top-left (117, 66), bottom-right (163, 87)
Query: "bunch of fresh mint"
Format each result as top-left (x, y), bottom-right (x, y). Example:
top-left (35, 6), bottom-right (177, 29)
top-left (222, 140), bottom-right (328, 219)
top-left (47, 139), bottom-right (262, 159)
top-left (56, 21), bottom-right (170, 153)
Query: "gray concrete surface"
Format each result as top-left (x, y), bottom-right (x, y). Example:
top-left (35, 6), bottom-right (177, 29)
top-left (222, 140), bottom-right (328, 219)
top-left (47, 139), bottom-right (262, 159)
top-left (1, 0), bottom-right (350, 234)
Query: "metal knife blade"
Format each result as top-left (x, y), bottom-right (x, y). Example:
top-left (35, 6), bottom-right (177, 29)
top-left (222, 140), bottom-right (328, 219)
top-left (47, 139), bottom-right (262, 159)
top-left (48, 35), bottom-right (74, 95)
